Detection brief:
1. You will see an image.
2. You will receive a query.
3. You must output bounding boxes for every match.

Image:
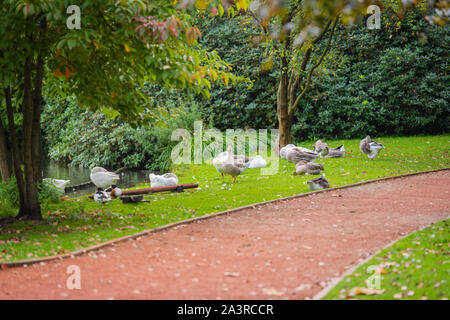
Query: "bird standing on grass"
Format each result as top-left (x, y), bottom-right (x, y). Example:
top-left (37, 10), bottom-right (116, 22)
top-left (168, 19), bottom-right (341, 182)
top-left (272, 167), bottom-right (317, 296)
top-left (213, 146), bottom-right (250, 183)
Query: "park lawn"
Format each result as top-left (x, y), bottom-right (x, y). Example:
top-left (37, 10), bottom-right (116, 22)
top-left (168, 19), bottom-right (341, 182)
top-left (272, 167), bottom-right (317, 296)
top-left (0, 134), bottom-right (449, 263)
top-left (323, 219), bottom-right (450, 300)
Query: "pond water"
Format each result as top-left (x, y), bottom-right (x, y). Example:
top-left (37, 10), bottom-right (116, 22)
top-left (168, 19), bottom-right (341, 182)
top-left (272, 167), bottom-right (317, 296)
top-left (42, 161), bottom-right (150, 198)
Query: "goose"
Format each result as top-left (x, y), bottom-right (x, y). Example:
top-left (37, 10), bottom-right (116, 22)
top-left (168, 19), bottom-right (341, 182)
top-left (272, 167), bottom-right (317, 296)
top-left (105, 185), bottom-right (122, 198)
top-left (43, 178), bottom-right (70, 193)
top-left (294, 160), bottom-right (324, 175)
top-left (279, 144), bottom-right (296, 159)
top-left (307, 175), bottom-right (330, 191)
top-left (93, 188), bottom-right (112, 204)
top-left (150, 173), bottom-right (178, 188)
top-left (212, 146), bottom-right (250, 182)
top-left (360, 136), bottom-right (384, 159)
top-left (248, 155), bottom-right (267, 169)
top-left (286, 147), bottom-right (319, 164)
top-left (323, 145), bottom-right (345, 158)
top-left (313, 140), bottom-right (329, 157)
top-left (90, 167), bottom-right (120, 188)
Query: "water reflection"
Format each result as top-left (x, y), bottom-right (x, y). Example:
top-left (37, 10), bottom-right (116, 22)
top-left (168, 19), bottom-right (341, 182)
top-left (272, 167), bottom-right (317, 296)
top-left (43, 161), bottom-right (150, 198)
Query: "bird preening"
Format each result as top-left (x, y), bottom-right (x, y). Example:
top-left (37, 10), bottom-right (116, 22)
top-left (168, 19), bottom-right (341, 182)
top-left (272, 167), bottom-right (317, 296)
top-left (360, 136), bottom-right (384, 159)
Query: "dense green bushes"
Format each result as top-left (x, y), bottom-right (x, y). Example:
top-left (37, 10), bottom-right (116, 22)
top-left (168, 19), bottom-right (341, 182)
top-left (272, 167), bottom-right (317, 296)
top-left (195, 8), bottom-right (448, 139)
top-left (0, 178), bottom-right (61, 217)
top-left (41, 95), bottom-right (203, 172)
top-left (195, 15), bottom-right (278, 130)
top-left (41, 8), bottom-right (449, 170)
top-left (292, 9), bottom-right (449, 140)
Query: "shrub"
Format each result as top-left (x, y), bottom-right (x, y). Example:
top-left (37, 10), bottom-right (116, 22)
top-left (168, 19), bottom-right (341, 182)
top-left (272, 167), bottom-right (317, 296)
top-left (292, 8), bottom-right (449, 140)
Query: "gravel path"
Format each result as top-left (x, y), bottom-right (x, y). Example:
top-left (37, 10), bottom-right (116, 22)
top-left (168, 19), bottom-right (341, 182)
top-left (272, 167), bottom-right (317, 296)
top-left (0, 170), bottom-right (449, 300)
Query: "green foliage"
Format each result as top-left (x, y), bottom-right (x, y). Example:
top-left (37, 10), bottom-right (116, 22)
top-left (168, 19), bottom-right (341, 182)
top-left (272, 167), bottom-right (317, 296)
top-left (0, 177), bottom-right (19, 214)
top-left (0, 0), bottom-right (245, 120)
top-left (0, 177), bottom-right (61, 217)
top-left (194, 15), bottom-right (278, 130)
top-left (292, 8), bottom-right (450, 140)
top-left (41, 94), bottom-right (204, 172)
top-left (38, 180), bottom-right (62, 205)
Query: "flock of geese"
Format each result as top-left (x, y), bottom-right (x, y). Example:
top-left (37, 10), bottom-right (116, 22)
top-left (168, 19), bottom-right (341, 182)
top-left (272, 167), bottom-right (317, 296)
top-left (212, 135), bottom-right (384, 191)
top-left (45, 136), bottom-right (384, 203)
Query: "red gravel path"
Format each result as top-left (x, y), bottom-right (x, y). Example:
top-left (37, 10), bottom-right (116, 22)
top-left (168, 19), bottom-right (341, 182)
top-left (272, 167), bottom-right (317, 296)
top-left (0, 171), bottom-right (449, 300)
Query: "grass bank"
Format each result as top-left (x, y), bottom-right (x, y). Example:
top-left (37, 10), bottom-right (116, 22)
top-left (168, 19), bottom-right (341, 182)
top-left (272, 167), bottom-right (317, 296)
top-left (0, 135), bottom-right (449, 263)
top-left (323, 219), bottom-right (449, 300)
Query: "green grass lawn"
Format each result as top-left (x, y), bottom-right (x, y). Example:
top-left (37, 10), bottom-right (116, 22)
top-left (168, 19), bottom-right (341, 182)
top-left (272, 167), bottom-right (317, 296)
top-left (323, 219), bottom-right (450, 300)
top-left (0, 135), bottom-right (449, 263)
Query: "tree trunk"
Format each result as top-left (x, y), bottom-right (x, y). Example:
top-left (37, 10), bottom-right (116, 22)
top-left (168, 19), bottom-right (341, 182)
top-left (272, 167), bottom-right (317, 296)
top-left (21, 56), bottom-right (42, 220)
top-left (0, 119), bottom-right (11, 182)
top-left (277, 56), bottom-right (292, 150)
top-left (5, 88), bottom-right (26, 217)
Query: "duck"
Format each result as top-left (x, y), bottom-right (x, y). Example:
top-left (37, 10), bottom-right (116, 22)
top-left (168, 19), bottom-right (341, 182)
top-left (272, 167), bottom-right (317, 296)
top-left (150, 173), bottom-right (178, 188)
top-left (307, 175), bottom-right (330, 191)
top-left (247, 155), bottom-right (267, 169)
top-left (360, 136), bottom-right (384, 159)
top-left (294, 160), bottom-right (324, 175)
top-left (105, 185), bottom-right (122, 198)
top-left (286, 147), bottom-right (319, 164)
top-left (279, 144), bottom-right (296, 159)
top-left (323, 145), bottom-right (345, 158)
top-left (212, 146), bottom-right (250, 182)
top-left (90, 167), bottom-right (120, 188)
top-left (313, 140), bottom-right (329, 157)
top-left (93, 187), bottom-right (111, 204)
top-left (43, 178), bottom-right (70, 193)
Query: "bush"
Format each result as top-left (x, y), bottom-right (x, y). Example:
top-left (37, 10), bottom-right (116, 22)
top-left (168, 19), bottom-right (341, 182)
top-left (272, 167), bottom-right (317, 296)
top-left (41, 94), bottom-right (204, 172)
top-left (292, 8), bottom-right (449, 140)
top-left (194, 15), bottom-right (278, 130)
top-left (0, 178), bottom-right (61, 217)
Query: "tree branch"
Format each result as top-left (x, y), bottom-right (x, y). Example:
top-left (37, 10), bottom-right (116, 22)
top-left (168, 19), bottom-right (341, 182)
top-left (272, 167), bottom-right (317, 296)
top-left (289, 17), bottom-right (339, 116)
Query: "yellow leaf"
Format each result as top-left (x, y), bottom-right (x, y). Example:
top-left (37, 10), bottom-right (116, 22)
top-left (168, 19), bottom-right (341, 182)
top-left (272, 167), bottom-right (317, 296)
top-left (124, 44), bottom-right (130, 53)
top-left (196, 0), bottom-right (207, 10)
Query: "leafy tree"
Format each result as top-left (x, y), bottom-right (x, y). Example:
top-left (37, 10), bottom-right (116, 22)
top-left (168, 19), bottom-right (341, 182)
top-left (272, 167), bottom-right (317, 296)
top-left (0, 0), bottom-right (243, 220)
top-left (247, 0), bottom-right (428, 148)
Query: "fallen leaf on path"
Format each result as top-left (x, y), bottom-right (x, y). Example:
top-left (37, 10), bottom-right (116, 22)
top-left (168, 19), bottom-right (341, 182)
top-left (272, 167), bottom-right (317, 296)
top-left (349, 287), bottom-right (385, 296)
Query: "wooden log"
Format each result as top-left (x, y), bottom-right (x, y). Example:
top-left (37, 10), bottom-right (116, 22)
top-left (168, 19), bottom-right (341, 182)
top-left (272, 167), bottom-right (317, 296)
top-left (88, 183), bottom-right (198, 199)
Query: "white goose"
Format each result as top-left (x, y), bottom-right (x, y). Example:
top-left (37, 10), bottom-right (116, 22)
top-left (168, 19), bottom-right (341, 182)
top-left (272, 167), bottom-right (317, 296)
top-left (43, 178), bottom-right (70, 193)
top-left (90, 167), bottom-right (120, 189)
top-left (247, 155), bottom-right (267, 169)
top-left (150, 173), bottom-right (178, 188)
top-left (212, 146), bottom-right (250, 182)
